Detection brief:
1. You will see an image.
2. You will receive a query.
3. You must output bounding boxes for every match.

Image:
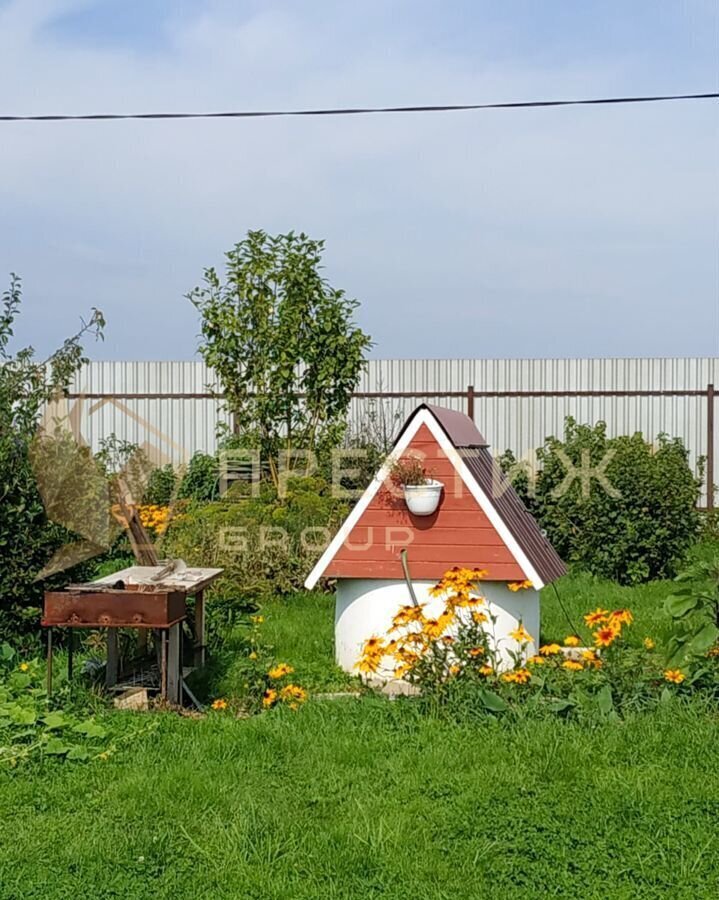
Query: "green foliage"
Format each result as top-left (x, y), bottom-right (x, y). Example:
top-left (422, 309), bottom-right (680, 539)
top-left (188, 230), bottom-right (372, 485)
top-left (177, 451), bottom-right (219, 501)
top-left (162, 476), bottom-right (348, 613)
top-left (664, 547), bottom-right (719, 668)
top-left (0, 642), bottom-right (121, 766)
top-left (2, 681), bottom-right (719, 895)
top-left (143, 463), bottom-right (178, 505)
top-left (197, 592), bottom-right (353, 705)
top-left (529, 418), bottom-right (701, 584)
top-left (0, 276), bottom-right (105, 642)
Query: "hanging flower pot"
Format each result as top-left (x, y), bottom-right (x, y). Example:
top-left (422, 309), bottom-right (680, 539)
top-left (390, 458), bottom-right (444, 516)
top-left (403, 479), bottom-right (444, 516)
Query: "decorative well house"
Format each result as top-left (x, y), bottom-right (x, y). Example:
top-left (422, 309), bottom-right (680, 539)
top-left (305, 404), bottom-right (566, 674)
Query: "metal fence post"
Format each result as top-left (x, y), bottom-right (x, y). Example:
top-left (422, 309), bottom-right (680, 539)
top-left (708, 383), bottom-right (715, 511)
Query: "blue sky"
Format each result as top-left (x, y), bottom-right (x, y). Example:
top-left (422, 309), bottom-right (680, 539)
top-left (1, 0), bottom-right (717, 360)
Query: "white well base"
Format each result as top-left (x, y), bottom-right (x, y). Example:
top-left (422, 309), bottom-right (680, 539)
top-left (335, 578), bottom-right (539, 677)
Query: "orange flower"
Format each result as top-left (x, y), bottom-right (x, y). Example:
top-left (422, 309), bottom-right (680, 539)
top-left (562, 660), bottom-right (584, 672)
top-left (581, 649), bottom-right (602, 669)
top-left (584, 608), bottom-right (609, 627)
top-left (664, 669), bottom-right (685, 684)
top-left (451, 592), bottom-right (485, 608)
top-left (563, 635), bottom-right (581, 647)
top-left (593, 623), bottom-right (620, 648)
top-left (527, 655), bottom-right (545, 665)
top-left (509, 624), bottom-right (533, 644)
top-left (479, 664), bottom-right (493, 677)
top-left (609, 608), bottom-right (633, 628)
top-left (262, 689), bottom-right (278, 708)
top-left (423, 610), bottom-right (454, 639)
top-left (468, 647), bottom-right (484, 658)
top-left (471, 610), bottom-right (488, 624)
top-left (502, 668), bottom-right (531, 684)
top-left (268, 663), bottom-right (294, 679)
top-left (392, 605), bottom-right (426, 628)
top-left (508, 580), bottom-right (533, 592)
top-left (539, 643), bottom-right (562, 656)
top-left (211, 698), bottom-right (228, 710)
top-left (279, 684), bottom-right (307, 704)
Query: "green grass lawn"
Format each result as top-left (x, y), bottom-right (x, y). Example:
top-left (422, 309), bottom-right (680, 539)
top-left (2, 570), bottom-right (719, 899)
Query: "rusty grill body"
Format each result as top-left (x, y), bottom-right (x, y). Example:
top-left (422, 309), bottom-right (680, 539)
top-left (42, 588), bottom-right (187, 629)
top-left (42, 565), bottom-right (222, 706)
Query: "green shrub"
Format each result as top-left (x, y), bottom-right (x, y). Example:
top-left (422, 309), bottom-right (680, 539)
top-left (528, 418), bottom-right (701, 584)
top-left (177, 452), bottom-right (219, 501)
top-left (143, 463), bottom-right (177, 505)
top-left (162, 476), bottom-right (348, 618)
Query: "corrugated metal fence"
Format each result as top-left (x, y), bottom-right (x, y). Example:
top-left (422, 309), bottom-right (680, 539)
top-left (61, 358), bottom-right (719, 505)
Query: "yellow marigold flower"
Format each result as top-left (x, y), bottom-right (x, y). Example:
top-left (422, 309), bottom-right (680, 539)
top-left (479, 664), bottom-right (493, 677)
top-left (468, 647), bottom-right (484, 658)
top-left (593, 623), bottom-right (620, 648)
top-left (251, 615), bottom-right (264, 624)
top-left (509, 624), bottom-right (533, 644)
top-left (280, 684), bottom-right (307, 704)
top-left (472, 610), bottom-right (488, 624)
top-left (539, 643), bottom-right (562, 656)
top-left (528, 655), bottom-right (545, 665)
top-left (563, 635), bottom-right (581, 647)
top-left (211, 698), bottom-right (228, 710)
top-left (268, 663), bottom-right (294, 679)
top-left (508, 579), bottom-right (533, 592)
top-left (18, 662), bottom-right (29, 672)
top-left (562, 660), bottom-right (584, 672)
top-left (262, 689), bottom-right (278, 708)
top-left (584, 608), bottom-right (609, 627)
top-left (664, 669), bottom-right (685, 684)
top-left (643, 637), bottom-right (656, 651)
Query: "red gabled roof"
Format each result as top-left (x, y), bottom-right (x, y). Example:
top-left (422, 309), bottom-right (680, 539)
top-left (305, 404), bottom-right (566, 589)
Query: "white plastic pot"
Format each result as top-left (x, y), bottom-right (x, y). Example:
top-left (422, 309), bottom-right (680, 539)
top-left (403, 479), bottom-right (443, 516)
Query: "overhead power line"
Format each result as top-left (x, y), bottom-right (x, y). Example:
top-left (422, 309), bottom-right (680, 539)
top-left (1, 91), bottom-right (717, 123)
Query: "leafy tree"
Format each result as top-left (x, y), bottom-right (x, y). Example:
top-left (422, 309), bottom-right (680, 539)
top-left (188, 231), bottom-right (371, 486)
top-left (0, 275), bottom-right (104, 641)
